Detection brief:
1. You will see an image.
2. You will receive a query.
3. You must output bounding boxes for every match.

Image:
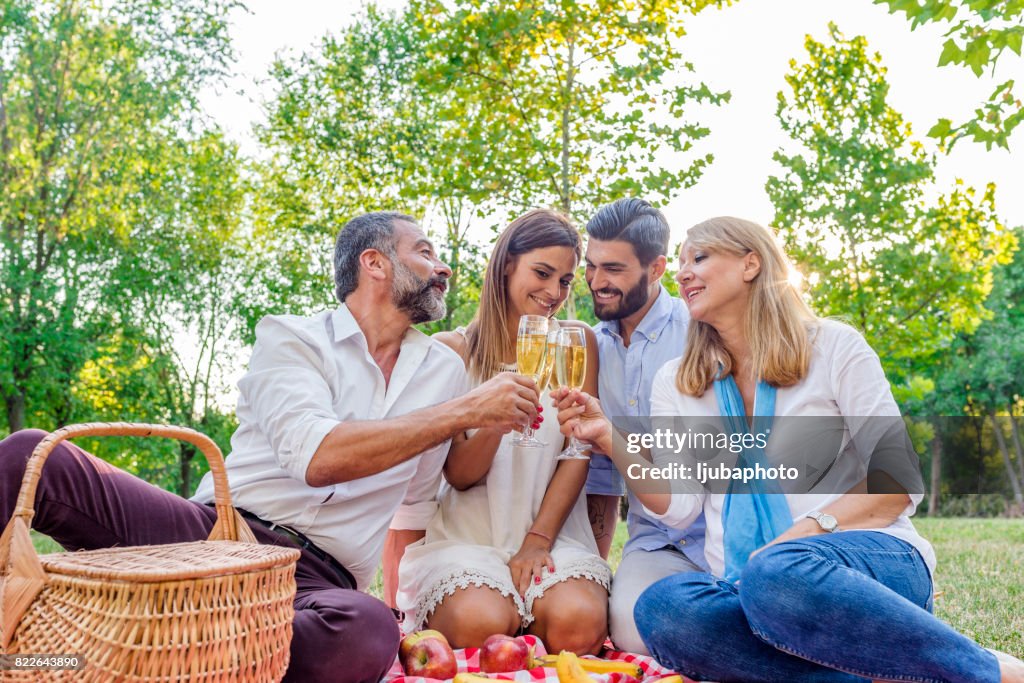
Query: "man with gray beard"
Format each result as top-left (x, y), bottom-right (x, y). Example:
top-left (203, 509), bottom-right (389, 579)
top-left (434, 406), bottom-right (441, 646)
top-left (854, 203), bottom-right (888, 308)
top-left (0, 211), bottom-right (540, 683)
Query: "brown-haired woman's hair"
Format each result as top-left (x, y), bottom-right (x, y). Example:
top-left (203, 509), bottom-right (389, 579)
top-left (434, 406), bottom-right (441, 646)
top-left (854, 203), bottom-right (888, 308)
top-left (676, 217), bottom-right (818, 396)
top-left (465, 209), bottom-right (581, 381)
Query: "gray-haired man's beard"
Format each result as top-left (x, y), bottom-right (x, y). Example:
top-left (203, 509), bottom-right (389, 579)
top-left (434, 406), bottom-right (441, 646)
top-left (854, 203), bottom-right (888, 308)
top-left (392, 262), bottom-right (447, 324)
top-left (592, 274), bottom-right (649, 321)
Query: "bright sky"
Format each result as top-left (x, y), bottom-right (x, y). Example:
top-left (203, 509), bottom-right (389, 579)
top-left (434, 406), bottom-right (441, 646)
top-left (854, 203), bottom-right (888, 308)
top-left (201, 0), bottom-right (1024, 249)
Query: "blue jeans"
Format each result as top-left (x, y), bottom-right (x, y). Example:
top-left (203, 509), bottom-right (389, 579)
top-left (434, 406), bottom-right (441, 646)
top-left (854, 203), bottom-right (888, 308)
top-left (634, 531), bottom-right (1000, 683)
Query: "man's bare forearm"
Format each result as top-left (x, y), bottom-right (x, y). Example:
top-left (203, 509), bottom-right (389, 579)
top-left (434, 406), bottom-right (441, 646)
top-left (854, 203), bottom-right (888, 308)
top-left (306, 394), bottom-right (476, 487)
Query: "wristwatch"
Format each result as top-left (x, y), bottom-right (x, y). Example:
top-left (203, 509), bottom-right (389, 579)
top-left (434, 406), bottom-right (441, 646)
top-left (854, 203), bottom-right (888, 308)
top-left (806, 510), bottom-right (840, 533)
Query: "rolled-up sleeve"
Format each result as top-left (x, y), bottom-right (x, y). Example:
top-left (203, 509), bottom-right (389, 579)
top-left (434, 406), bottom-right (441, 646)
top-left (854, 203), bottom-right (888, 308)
top-left (239, 316), bottom-right (341, 483)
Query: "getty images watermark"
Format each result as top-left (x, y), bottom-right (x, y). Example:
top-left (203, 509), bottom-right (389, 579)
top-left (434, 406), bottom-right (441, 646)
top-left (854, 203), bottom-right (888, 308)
top-left (625, 428), bottom-right (798, 485)
top-left (612, 415), bottom-right (929, 496)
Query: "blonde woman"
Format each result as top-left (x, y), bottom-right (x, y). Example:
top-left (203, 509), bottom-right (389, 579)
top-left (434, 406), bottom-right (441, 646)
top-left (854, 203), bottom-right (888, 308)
top-left (554, 217), bottom-right (1024, 682)
top-left (396, 209), bottom-right (611, 655)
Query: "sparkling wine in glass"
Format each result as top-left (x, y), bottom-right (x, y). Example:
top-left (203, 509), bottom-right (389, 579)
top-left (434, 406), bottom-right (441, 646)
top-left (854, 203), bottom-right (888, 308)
top-left (554, 327), bottom-right (591, 460)
top-left (537, 329), bottom-right (561, 392)
top-left (513, 315), bottom-right (548, 448)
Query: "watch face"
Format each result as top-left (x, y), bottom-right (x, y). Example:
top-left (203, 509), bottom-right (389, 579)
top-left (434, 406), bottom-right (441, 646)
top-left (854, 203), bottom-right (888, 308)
top-left (820, 513), bottom-right (839, 531)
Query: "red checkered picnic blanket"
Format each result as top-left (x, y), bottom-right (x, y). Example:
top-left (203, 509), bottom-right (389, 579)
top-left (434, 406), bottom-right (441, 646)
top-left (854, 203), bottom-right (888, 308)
top-left (383, 635), bottom-right (694, 683)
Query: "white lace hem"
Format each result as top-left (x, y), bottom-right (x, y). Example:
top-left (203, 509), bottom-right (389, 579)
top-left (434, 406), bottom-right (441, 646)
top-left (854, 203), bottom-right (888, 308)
top-left (524, 556), bottom-right (612, 619)
top-left (409, 557), bottom-right (612, 632)
top-left (409, 569), bottom-right (527, 633)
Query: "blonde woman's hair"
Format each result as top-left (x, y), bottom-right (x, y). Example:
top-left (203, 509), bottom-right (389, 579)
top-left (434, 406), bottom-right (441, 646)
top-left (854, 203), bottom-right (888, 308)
top-left (465, 209), bottom-right (581, 381)
top-left (676, 216), bottom-right (818, 396)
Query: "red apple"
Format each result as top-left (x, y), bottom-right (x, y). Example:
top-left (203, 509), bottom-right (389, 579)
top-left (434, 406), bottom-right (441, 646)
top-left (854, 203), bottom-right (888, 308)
top-left (479, 634), bottom-right (531, 673)
top-left (399, 629), bottom-right (458, 679)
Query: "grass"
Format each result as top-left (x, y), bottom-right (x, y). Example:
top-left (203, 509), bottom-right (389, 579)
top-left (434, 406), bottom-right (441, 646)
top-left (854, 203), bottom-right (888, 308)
top-left (912, 518), bottom-right (1023, 657)
top-left (30, 517), bottom-right (1023, 656)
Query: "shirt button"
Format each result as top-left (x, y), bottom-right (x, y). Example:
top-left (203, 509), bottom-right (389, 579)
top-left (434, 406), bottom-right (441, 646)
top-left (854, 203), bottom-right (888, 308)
top-left (679, 540), bottom-right (687, 546)
top-left (650, 333), bottom-right (657, 339)
top-left (629, 399), bottom-right (636, 406)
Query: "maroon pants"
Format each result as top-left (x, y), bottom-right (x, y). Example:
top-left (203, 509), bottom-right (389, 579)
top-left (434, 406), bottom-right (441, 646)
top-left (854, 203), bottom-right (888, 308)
top-left (0, 430), bottom-right (399, 683)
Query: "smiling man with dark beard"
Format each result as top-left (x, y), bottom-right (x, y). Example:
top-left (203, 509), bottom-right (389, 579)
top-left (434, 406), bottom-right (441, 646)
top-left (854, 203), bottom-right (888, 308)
top-left (591, 269), bottom-right (650, 323)
top-left (582, 197), bottom-right (710, 655)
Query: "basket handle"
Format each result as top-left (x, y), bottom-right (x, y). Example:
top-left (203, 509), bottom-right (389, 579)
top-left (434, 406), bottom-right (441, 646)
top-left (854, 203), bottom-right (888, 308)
top-left (1, 422), bottom-right (257, 648)
top-left (11, 422), bottom-right (257, 543)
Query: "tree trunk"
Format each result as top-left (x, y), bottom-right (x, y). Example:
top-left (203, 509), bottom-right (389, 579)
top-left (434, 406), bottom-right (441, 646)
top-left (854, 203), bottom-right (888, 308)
top-left (5, 390), bottom-right (26, 433)
top-left (928, 423), bottom-right (942, 516)
top-left (179, 443), bottom-right (196, 498)
top-left (990, 410), bottom-right (1024, 506)
top-left (972, 414), bottom-right (986, 494)
top-left (1009, 406), bottom-right (1024, 486)
top-left (445, 240), bottom-right (460, 332)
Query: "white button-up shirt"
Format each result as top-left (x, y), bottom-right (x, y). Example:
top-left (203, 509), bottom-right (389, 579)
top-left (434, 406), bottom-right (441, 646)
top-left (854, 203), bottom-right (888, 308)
top-left (192, 305), bottom-right (468, 589)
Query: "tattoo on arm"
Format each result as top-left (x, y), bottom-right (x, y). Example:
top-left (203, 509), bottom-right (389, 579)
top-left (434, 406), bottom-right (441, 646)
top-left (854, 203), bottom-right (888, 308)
top-left (588, 497), bottom-right (609, 540)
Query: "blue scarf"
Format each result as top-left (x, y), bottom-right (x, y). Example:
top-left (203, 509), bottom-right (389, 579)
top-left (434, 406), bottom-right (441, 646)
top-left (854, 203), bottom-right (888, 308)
top-left (713, 374), bottom-right (792, 582)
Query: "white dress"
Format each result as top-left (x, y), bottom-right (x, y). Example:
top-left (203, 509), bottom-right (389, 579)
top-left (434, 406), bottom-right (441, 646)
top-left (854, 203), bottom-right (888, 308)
top-left (396, 335), bottom-right (611, 632)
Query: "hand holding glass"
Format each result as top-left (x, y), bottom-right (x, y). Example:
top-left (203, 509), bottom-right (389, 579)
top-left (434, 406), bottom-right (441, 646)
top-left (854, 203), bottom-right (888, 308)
top-left (554, 327), bottom-right (591, 460)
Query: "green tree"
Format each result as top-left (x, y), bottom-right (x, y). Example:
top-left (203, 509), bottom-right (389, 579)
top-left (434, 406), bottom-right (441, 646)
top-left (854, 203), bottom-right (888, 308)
top-left (411, 0), bottom-right (733, 316)
top-left (414, 0), bottom-right (730, 223)
top-left (0, 0), bottom-right (240, 435)
top-left (876, 0), bottom-right (1024, 149)
top-left (115, 133), bottom-right (248, 495)
top-left (0, 0), bottom-right (240, 436)
top-left (933, 231), bottom-right (1024, 507)
top-left (767, 25), bottom-right (1016, 383)
top-left (256, 0), bottom-right (729, 324)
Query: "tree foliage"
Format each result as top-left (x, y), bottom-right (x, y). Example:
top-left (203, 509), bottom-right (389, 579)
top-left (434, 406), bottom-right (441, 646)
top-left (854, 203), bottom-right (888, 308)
top-left (0, 0), bottom-right (243, 493)
top-left (934, 230), bottom-right (1024, 419)
top-left (250, 6), bottom-right (430, 326)
top-left (251, 4), bottom-right (492, 335)
top-left (767, 24), bottom-right (1016, 382)
top-left (876, 0), bottom-right (1024, 149)
top-left (932, 234), bottom-right (1024, 504)
top-left (412, 0), bottom-right (730, 224)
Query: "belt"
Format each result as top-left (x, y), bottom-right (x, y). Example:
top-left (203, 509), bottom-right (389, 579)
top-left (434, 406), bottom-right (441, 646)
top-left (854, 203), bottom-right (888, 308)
top-left (237, 508), bottom-right (355, 588)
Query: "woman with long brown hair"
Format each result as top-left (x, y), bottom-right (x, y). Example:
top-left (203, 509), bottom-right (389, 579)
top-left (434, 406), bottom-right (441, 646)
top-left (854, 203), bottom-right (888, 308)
top-left (396, 209), bottom-right (610, 655)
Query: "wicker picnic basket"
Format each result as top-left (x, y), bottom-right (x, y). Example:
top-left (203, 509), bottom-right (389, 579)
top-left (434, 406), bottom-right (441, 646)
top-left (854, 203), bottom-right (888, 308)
top-left (0, 422), bottom-right (301, 682)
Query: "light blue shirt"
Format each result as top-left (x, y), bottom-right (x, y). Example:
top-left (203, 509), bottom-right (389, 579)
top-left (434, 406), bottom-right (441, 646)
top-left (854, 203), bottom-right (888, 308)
top-left (592, 286), bottom-right (708, 568)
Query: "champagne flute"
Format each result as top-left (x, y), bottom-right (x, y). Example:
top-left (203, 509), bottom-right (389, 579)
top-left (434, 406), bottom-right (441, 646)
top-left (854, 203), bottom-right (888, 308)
top-left (513, 315), bottom-right (548, 448)
top-left (537, 329), bottom-right (561, 392)
top-left (554, 327), bottom-right (591, 460)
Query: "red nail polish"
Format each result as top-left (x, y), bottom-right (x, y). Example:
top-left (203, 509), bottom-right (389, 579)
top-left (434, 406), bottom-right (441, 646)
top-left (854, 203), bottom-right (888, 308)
top-left (537, 406), bottom-right (543, 412)
top-left (534, 576), bottom-right (541, 584)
